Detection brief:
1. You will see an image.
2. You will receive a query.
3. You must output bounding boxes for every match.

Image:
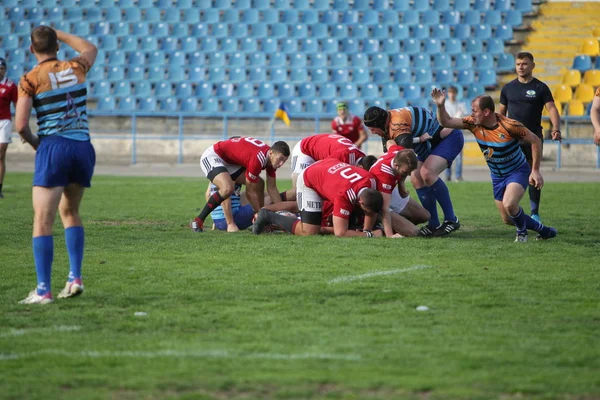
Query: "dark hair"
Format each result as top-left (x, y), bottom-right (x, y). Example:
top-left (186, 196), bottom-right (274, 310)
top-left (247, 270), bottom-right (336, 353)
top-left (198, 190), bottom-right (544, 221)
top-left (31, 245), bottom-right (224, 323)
top-left (359, 155), bottom-right (378, 171)
top-left (363, 106), bottom-right (388, 131)
top-left (394, 149), bottom-right (418, 171)
top-left (0, 58), bottom-right (6, 68)
top-left (31, 25), bottom-right (58, 54)
top-left (447, 86), bottom-right (458, 93)
top-left (270, 141), bottom-right (290, 157)
top-left (360, 188), bottom-right (383, 214)
top-left (516, 52), bottom-right (534, 63)
top-left (474, 95), bottom-right (495, 113)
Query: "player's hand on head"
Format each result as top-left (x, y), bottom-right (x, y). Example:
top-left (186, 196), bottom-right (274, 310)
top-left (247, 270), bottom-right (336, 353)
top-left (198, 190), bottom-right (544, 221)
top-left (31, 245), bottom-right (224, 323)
top-left (430, 88), bottom-right (445, 105)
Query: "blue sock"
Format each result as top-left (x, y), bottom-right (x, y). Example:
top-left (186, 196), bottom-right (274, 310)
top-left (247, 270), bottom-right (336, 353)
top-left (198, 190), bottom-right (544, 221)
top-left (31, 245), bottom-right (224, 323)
top-left (517, 207), bottom-right (551, 236)
top-left (430, 178), bottom-right (457, 223)
top-left (509, 207), bottom-right (528, 235)
top-left (33, 236), bottom-right (53, 296)
top-left (65, 226), bottom-right (84, 282)
top-left (416, 186), bottom-right (439, 228)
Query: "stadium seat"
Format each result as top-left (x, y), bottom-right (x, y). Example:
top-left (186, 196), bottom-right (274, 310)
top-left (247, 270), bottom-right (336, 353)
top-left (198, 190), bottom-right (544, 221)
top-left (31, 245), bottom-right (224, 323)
top-left (215, 83), bottom-right (234, 98)
top-left (435, 69), bottom-right (453, 85)
top-left (169, 51), bottom-right (186, 66)
top-left (348, 99), bottom-right (365, 115)
top-left (581, 38), bottom-right (600, 56)
top-left (175, 82), bottom-right (193, 98)
top-left (572, 55), bottom-right (593, 72)
top-left (147, 67), bottom-right (165, 83)
top-left (260, 38), bottom-right (277, 53)
top-left (391, 24), bottom-right (409, 40)
top-left (371, 24), bottom-right (389, 40)
top-left (463, 10), bottom-right (481, 26)
top-left (371, 53), bottom-right (389, 68)
top-left (202, 9), bottom-right (219, 23)
top-left (342, 10), bottom-right (359, 24)
top-left (241, 98), bottom-right (259, 113)
top-left (311, 23), bottom-right (328, 39)
top-left (574, 84), bottom-right (595, 103)
top-left (475, 53), bottom-right (494, 71)
top-left (340, 83), bottom-right (358, 98)
top-left (382, 11), bottom-right (399, 25)
top-left (208, 67), bottom-right (226, 82)
top-left (212, 23), bottom-right (228, 38)
top-left (160, 98), bottom-right (179, 112)
top-left (444, 39), bottom-right (462, 55)
top-left (413, 54), bottom-right (432, 69)
top-left (382, 39), bottom-right (401, 54)
top-left (473, 25), bottom-right (492, 40)
top-left (495, 25), bottom-right (514, 41)
top-left (261, 9), bottom-right (278, 24)
top-left (329, 53), bottom-right (347, 69)
top-left (351, 53), bottom-right (369, 68)
top-left (393, 68), bottom-right (411, 84)
top-left (235, 82), bottom-right (253, 98)
top-left (134, 81), bottom-right (152, 97)
top-left (390, 53), bottom-right (409, 69)
top-left (583, 70), bottom-right (600, 87)
top-left (246, 53), bottom-right (264, 68)
top-left (227, 68), bottom-right (245, 83)
top-left (201, 98), bottom-right (219, 112)
top-left (291, 24), bottom-right (308, 39)
top-left (301, 38), bottom-right (319, 53)
top-left (473, 0), bottom-right (491, 11)
top-left (402, 39), bottom-right (421, 54)
top-left (562, 70), bottom-right (582, 87)
top-left (195, 82), bottom-right (213, 98)
top-left (360, 83), bottom-right (379, 100)
top-left (424, 39), bottom-right (442, 54)
top-left (442, 11), bottom-right (461, 25)
top-left (402, 84), bottom-right (421, 100)
top-left (320, 38), bottom-right (339, 54)
top-left (277, 83), bottom-right (295, 99)
top-left (432, 24), bottom-right (451, 40)
top-left (306, 99), bottom-right (323, 114)
top-left (496, 53), bottom-right (515, 72)
top-left (249, 67), bottom-right (267, 82)
top-left (208, 52), bottom-right (225, 67)
top-left (286, 99), bottom-right (302, 114)
top-left (453, 24), bottom-right (472, 40)
top-left (514, 0), bottom-right (532, 13)
top-left (433, 54), bottom-right (452, 70)
top-left (114, 87), bottom-right (133, 104)
top-left (566, 100), bottom-right (585, 116)
top-left (484, 10), bottom-right (503, 26)
top-left (457, 70), bottom-right (475, 85)
top-left (478, 70), bottom-right (497, 86)
top-left (331, 69), bottom-right (349, 83)
top-left (504, 10), bottom-right (523, 27)
top-left (402, 10), bottom-right (419, 25)
top-left (320, 83), bottom-right (336, 99)
top-left (267, 53), bottom-right (285, 68)
top-left (465, 39), bottom-right (483, 54)
top-left (298, 83), bottom-right (316, 98)
top-left (552, 84), bottom-right (573, 103)
top-left (187, 66), bottom-right (205, 81)
top-left (420, 10), bottom-right (440, 25)
top-left (432, 0), bottom-right (450, 11)
top-left (310, 68), bottom-right (328, 83)
top-left (301, 9), bottom-right (318, 24)
top-left (389, 98), bottom-right (408, 109)
top-left (154, 82), bottom-right (173, 98)
top-left (282, 9), bottom-right (299, 24)
top-left (91, 82), bottom-right (111, 98)
top-left (127, 66), bottom-right (145, 81)
top-left (381, 83), bottom-right (399, 99)
top-left (97, 97), bottom-right (116, 111)
top-left (486, 38), bottom-right (505, 55)
top-left (414, 68), bottom-right (433, 85)
top-left (321, 10), bottom-right (339, 24)
top-left (412, 24), bottom-right (430, 40)
top-left (181, 97), bottom-right (198, 112)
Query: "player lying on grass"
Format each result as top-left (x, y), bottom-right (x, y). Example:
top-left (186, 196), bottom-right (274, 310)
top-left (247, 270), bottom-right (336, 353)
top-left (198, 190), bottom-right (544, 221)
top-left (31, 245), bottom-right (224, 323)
top-left (205, 183), bottom-right (254, 231)
top-left (360, 142), bottom-right (430, 237)
top-left (431, 87), bottom-right (557, 242)
top-left (284, 133), bottom-right (365, 201)
top-left (363, 105), bottom-right (463, 238)
top-left (191, 137), bottom-right (289, 233)
top-left (253, 159), bottom-right (383, 238)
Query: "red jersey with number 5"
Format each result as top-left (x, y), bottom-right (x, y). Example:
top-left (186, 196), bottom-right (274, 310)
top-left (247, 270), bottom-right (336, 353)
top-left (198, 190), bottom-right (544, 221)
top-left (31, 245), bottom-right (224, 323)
top-left (300, 133), bottom-right (365, 165)
top-left (213, 137), bottom-right (275, 183)
top-left (369, 144), bottom-right (406, 194)
top-left (303, 158), bottom-right (376, 219)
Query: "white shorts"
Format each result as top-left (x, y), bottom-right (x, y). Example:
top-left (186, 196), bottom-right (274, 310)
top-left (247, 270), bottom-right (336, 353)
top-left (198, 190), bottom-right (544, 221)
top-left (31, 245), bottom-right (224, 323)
top-left (290, 141), bottom-right (316, 176)
top-left (0, 120), bottom-right (12, 144)
top-left (390, 189), bottom-right (410, 214)
top-left (200, 145), bottom-right (244, 181)
top-left (296, 169), bottom-right (323, 213)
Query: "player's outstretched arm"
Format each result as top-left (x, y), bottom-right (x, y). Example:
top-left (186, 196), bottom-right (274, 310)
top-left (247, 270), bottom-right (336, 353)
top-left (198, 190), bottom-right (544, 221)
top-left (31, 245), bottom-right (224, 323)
top-left (590, 95), bottom-right (600, 145)
top-left (380, 192), bottom-right (394, 238)
top-left (266, 175), bottom-right (282, 204)
top-left (15, 96), bottom-right (38, 150)
top-left (431, 88), bottom-right (466, 130)
top-left (55, 29), bottom-right (98, 67)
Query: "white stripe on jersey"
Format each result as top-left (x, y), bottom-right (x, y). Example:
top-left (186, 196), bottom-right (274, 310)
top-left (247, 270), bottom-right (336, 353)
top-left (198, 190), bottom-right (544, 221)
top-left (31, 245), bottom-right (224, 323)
top-left (346, 188), bottom-right (356, 202)
top-left (381, 164), bottom-right (395, 176)
top-left (257, 151), bottom-right (267, 167)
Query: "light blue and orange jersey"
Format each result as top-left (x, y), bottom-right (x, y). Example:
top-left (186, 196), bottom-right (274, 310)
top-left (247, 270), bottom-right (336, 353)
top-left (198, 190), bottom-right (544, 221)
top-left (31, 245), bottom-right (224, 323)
top-left (210, 183), bottom-right (242, 220)
top-left (462, 114), bottom-right (529, 177)
top-left (19, 57), bottom-right (91, 141)
top-left (389, 106), bottom-right (442, 158)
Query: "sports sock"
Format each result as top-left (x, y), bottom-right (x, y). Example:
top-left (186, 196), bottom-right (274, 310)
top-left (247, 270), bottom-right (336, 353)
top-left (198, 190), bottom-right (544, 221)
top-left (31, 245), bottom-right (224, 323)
top-left (65, 226), bottom-right (84, 282)
top-left (416, 186), bottom-right (439, 228)
top-left (529, 185), bottom-right (541, 215)
top-left (509, 207), bottom-right (529, 235)
top-left (197, 192), bottom-right (226, 221)
top-left (33, 236), bottom-right (53, 296)
top-left (430, 178), bottom-right (457, 223)
top-left (0, 183), bottom-right (3, 192)
top-left (267, 211), bottom-right (299, 233)
top-left (279, 191), bottom-right (287, 201)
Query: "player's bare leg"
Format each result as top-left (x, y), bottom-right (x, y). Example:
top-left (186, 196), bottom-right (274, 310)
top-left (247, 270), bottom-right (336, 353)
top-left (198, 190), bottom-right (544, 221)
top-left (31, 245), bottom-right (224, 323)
top-left (0, 143), bottom-right (8, 198)
top-left (58, 183), bottom-right (86, 298)
top-left (390, 213), bottom-right (419, 237)
top-left (400, 198), bottom-right (430, 225)
top-left (411, 163), bottom-right (440, 236)
top-left (283, 173), bottom-right (298, 203)
top-left (191, 171), bottom-right (235, 232)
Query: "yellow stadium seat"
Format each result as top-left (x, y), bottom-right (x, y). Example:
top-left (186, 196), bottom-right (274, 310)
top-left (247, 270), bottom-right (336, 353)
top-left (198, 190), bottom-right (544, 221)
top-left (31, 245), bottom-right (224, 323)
top-left (580, 38), bottom-right (600, 56)
top-left (593, 27), bottom-right (600, 38)
top-left (574, 84), bottom-right (595, 103)
top-left (583, 70), bottom-right (600, 87)
top-left (552, 84), bottom-right (573, 103)
top-left (566, 100), bottom-right (585, 116)
top-left (561, 70), bottom-right (582, 87)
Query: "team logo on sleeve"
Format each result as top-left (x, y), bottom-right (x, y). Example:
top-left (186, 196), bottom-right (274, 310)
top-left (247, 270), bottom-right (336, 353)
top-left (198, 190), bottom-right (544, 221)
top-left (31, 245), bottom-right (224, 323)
top-left (340, 209), bottom-right (350, 216)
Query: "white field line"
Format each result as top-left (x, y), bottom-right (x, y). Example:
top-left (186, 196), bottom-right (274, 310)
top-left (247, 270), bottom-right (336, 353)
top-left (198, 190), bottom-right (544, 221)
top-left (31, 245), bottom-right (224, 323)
top-left (0, 325), bottom-right (81, 338)
top-left (328, 265), bottom-right (434, 284)
top-left (0, 349), bottom-right (360, 362)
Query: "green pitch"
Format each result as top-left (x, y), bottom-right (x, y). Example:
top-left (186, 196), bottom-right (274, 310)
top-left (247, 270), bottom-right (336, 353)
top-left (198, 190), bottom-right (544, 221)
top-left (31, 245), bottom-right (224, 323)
top-left (1, 173), bottom-right (599, 400)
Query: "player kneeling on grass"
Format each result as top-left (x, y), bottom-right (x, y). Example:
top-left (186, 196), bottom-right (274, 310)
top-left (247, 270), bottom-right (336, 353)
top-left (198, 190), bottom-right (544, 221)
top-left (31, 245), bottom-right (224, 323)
top-left (361, 143), bottom-right (430, 237)
top-left (253, 158), bottom-right (383, 238)
top-left (431, 88), bottom-right (557, 242)
top-left (205, 183), bottom-right (254, 231)
top-left (191, 137), bottom-right (289, 233)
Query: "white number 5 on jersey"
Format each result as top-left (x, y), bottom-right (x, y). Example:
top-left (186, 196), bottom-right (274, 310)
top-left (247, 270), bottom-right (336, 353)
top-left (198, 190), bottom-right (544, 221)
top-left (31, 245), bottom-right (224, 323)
top-left (49, 69), bottom-right (78, 90)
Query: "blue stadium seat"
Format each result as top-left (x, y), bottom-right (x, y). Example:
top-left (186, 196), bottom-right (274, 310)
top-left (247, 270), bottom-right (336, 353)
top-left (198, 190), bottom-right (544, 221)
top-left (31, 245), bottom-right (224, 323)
top-left (312, 0), bottom-right (329, 10)
top-left (361, 10), bottom-right (379, 24)
top-left (109, 50), bottom-right (126, 65)
top-left (342, 10), bottom-right (358, 24)
top-left (433, 54), bottom-right (452, 70)
top-left (382, 39), bottom-right (400, 54)
top-left (292, 24), bottom-right (309, 39)
top-left (372, 0), bottom-right (388, 9)
top-left (329, 53), bottom-right (347, 68)
top-left (320, 38), bottom-right (339, 54)
top-left (148, 51), bottom-right (166, 65)
top-left (333, 0), bottom-right (349, 10)
top-left (352, 68), bottom-right (370, 84)
top-left (87, 66), bottom-right (104, 81)
top-left (183, 9), bottom-right (200, 23)
top-left (249, 67), bottom-right (267, 82)
top-left (208, 67), bottom-right (225, 82)
top-left (301, 38), bottom-right (319, 53)
top-left (257, 82), bottom-right (274, 98)
top-left (216, 83), bottom-right (234, 97)
top-left (181, 37), bottom-right (198, 52)
top-left (462, 10), bottom-right (481, 26)
top-left (8, 49), bottom-right (26, 64)
top-left (402, 84), bottom-right (421, 100)
top-left (107, 66), bottom-right (125, 82)
top-left (161, 37), bottom-right (178, 52)
top-left (475, 53), bottom-right (494, 70)
top-left (14, 21), bottom-right (31, 36)
top-left (250, 22), bottom-right (267, 38)
top-left (402, 39), bottom-right (421, 55)
top-left (350, 24), bottom-right (368, 38)
top-left (262, 98), bottom-right (278, 113)
top-left (572, 55), bottom-right (592, 72)
top-left (280, 38), bottom-right (298, 54)
top-left (220, 38), bottom-right (237, 52)
top-left (161, 98), bottom-right (179, 113)
top-left (360, 83), bottom-right (379, 99)
top-left (134, 81), bottom-right (152, 97)
top-left (174, 82), bottom-right (192, 98)
top-left (235, 0), bottom-right (251, 8)
top-left (289, 53), bottom-right (307, 68)
top-left (181, 97), bottom-right (198, 112)
top-left (424, 39), bottom-right (442, 54)
top-left (229, 52), bottom-right (245, 68)
top-left (348, 99), bottom-right (365, 115)
top-left (457, 70), bottom-right (475, 85)
top-left (278, 83), bottom-right (295, 98)
top-left (320, 83), bottom-right (336, 99)
top-left (453, 24), bottom-right (472, 40)
top-left (432, 24), bottom-right (450, 40)
top-left (298, 83), bottom-right (315, 98)
top-left (201, 98), bottom-right (219, 112)
top-left (414, 68), bottom-right (433, 85)
top-left (201, 37), bottom-right (218, 52)
top-left (223, 98), bottom-right (240, 113)
top-left (372, 24), bottom-right (389, 40)
top-left (442, 11), bottom-right (461, 25)
top-left (478, 70), bottom-right (497, 86)
top-left (393, 68), bottom-right (411, 84)
top-left (143, 8), bottom-right (160, 23)
top-left (371, 53), bottom-right (389, 68)
top-left (249, 53), bottom-right (266, 67)
top-left (212, 23), bottom-right (228, 38)
top-left (274, 0), bottom-right (290, 8)
top-left (287, 99), bottom-right (302, 114)
top-left (120, 37), bottom-right (137, 52)
top-left (453, 0), bottom-right (470, 11)
top-left (27, 7), bottom-right (44, 20)
top-left (229, 68), bottom-right (246, 83)
top-left (140, 97), bottom-right (158, 112)
top-left (310, 68), bottom-right (328, 83)
top-left (301, 9), bottom-right (318, 24)
top-left (240, 9), bottom-right (258, 24)
top-left (402, 10), bottom-right (419, 25)
top-left (260, 38), bottom-right (277, 53)
top-left (195, 82), bottom-right (213, 97)
top-left (140, 37), bottom-right (158, 52)
top-left (515, 0), bottom-right (533, 13)
top-left (97, 97), bottom-right (116, 111)
top-left (382, 11), bottom-right (399, 25)
top-left (106, 7), bottom-right (122, 22)
top-left (156, 0), bottom-right (173, 7)
top-left (271, 68), bottom-right (288, 83)
top-left (347, 53), bottom-right (366, 68)
top-left (113, 22), bottom-right (130, 36)
top-left (486, 38), bottom-right (505, 54)
top-left (92, 82), bottom-right (111, 98)
top-left (454, 54), bottom-right (473, 69)
top-left (474, 25), bottom-right (492, 40)
top-left (8, 7), bottom-right (25, 20)
top-left (114, 81), bottom-right (132, 97)
top-left (373, 68), bottom-right (391, 83)
top-left (242, 98), bottom-right (260, 112)
top-left (309, 53), bottom-right (327, 68)
top-left (421, 10), bottom-right (440, 25)
top-left (192, 23), bottom-right (208, 37)
top-left (363, 38), bottom-right (380, 55)
top-left (435, 69), bottom-right (453, 85)
top-left (484, 10), bottom-right (502, 26)
top-left (271, 23), bottom-right (288, 38)
top-left (495, 25), bottom-right (514, 41)
top-left (261, 9), bottom-right (279, 23)
top-left (222, 9), bottom-right (239, 24)
top-left (73, 21), bottom-right (90, 36)
top-left (465, 39), bottom-right (483, 54)
top-left (389, 98), bottom-right (408, 109)
top-left (332, 69), bottom-right (349, 83)
top-left (325, 100), bottom-right (340, 113)
top-left (163, 8), bottom-right (181, 23)
top-left (473, 0), bottom-right (491, 11)
top-left (148, 67), bottom-right (165, 82)
top-left (239, 38), bottom-right (257, 53)
top-left (167, 67), bottom-right (185, 82)
top-left (306, 99), bottom-right (323, 114)
top-left (202, 9), bottom-right (219, 23)
top-left (237, 82), bottom-right (254, 98)
top-left (311, 23), bottom-right (328, 38)
top-left (496, 53), bottom-right (515, 72)
top-left (321, 10), bottom-right (339, 24)
top-left (177, 0), bottom-right (192, 7)
top-left (432, 0), bottom-right (450, 11)
top-left (188, 67), bottom-right (205, 81)
top-left (504, 10), bottom-right (523, 27)
top-left (282, 9), bottom-right (299, 24)
top-left (132, 22), bottom-right (149, 36)
top-left (86, 8), bottom-right (103, 23)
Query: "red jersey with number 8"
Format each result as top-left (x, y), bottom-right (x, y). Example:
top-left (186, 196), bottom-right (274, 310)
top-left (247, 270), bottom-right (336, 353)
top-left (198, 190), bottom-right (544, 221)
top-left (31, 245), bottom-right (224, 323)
top-left (213, 137), bottom-right (275, 183)
top-left (303, 158), bottom-right (376, 219)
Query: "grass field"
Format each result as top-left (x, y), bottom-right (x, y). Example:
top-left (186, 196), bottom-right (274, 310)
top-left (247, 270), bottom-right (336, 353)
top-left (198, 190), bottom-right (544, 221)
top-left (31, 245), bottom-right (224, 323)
top-left (1, 172), bottom-right (599, 400)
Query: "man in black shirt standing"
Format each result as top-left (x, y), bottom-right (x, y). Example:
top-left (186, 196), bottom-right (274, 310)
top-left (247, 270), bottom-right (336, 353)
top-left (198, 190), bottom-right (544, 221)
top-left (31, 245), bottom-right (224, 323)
top-left (499, 52), bottom-right (562, 224)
